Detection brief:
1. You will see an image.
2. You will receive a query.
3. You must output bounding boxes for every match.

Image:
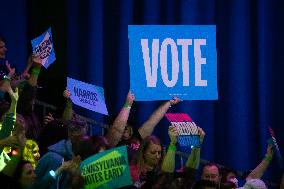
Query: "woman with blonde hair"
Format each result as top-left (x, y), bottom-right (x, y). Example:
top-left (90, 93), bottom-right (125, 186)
top-left (23, 139), bottom-right (40, 169)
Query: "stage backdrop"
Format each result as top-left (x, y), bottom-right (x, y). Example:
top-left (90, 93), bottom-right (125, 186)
top-left (2, 0), bottom-right (284, 185)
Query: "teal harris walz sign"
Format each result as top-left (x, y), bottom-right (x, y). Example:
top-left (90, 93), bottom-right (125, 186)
top-left (128, 25), bottom-right (218, 101)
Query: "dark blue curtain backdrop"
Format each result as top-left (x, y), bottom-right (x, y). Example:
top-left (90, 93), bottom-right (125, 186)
top-left (2, 0), bottom-right (284, 185)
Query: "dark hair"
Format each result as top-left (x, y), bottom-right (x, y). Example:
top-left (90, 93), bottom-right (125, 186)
top-left (220, 167), bottom-right (237, 183)
top-left (91, 135), bottom-right (110, 153)
top-left (203, 162), bottom-right (220, 173)
top-left (13, 160), bottom-right (32, 181)
top-left (132, 135), bottom-right (162, 167)
top-left (72, 135), bottom-right (96, 161)
top-left (38, 119), bottom-right (68, 155)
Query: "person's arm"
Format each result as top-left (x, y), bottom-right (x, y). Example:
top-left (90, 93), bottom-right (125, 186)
top-left (161, 126), bottom-right (178, 173)
top-left (105, 91), bottom-right (134, 147)
top-left (28, 54), bottom-right (42, 87)
top-left (62, 89), bottom-right (73, 121)
top-left (138, 97), bottom-right (181, 139)
top-left (246, 145), bottom-right (274, 180)
top-left (186, 127), bottom-right (205, 170)
top-left (0, 81), bottom-right (18, 140)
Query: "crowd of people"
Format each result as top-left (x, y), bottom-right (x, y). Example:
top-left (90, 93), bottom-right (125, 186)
top-left (0, 35), bottom-right (284, 189)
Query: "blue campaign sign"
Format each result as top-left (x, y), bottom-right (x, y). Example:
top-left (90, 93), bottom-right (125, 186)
top-left (128, 25), bottom-right (218, 101)
top-left (67, 77), bottom-right (108, 115)
top-left (31, 27), bottom-right (56, 68)
top-left (80, 146), bottom-right (132, 189)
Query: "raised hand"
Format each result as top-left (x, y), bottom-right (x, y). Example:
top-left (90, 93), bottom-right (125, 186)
top-left (169, 96), bottom-right (181, 106)
top-left (125, 91), bottom-right (135, 107)
top-left (43, 113), bottom-right (54, 125)
top-left (168, 126), bottom-right (178, 145)
top-left (197, 126), bottom-right (205, 144)
top-left (7, 87), bottom-right (19, 102)
top-left (5, 61), bottom-right (15, 79)
top-left (63, 89), bottom-right (71, 99)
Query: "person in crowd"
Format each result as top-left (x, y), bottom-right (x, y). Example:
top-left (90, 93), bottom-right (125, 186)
top-left (0, 35), bottom-right (8, 60)
top-left (23, 139), bottom-right (40, 169)
top-left (13, 160), bottom-right (37, 189)
top-left (201, 163), bottom-right (221, 186)
top-left (35, 120), bottom-right (91, 189)
top-left (220, 167), bottom-right (238, 187)
top-left (129, 135), bottom-right (162, 188)
top-left (153, 125), bottom-right (205, 189)
top-left (106, 91), bottom-right (180, 161)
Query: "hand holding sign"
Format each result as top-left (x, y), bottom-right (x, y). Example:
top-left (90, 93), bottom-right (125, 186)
top-left (63, 89), bottom-right (71, 99)
top-left (31, 27), bottom-right (56, 68)
top-left (198, 126), bottom-right (205, 144)
top-left (170, 96), bottom-right (181, 106)
top-left (168, 126), bottom-right (178, 145)
top-left (125, 91), bottom-right (135, 107)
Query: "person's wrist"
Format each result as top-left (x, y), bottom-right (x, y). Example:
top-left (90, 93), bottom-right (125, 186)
top-left (168, 143), bottom-right (176, 151)
top-left (49, 170), bottom-right (58, 179)
top-left (31, 67), bottom-right (41, 76)
top-left (264, 154), bottom-right (272, 162)
top-left (123, 102), bottom-right (132, 109)
top-left (2, 75), bottom-right (11, 81)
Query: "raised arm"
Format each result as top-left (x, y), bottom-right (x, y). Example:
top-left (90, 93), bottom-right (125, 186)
top-left (105, 91), bottom-right (135, 147)
top-left (27, 54), bottom-right (42, 87)
top-left (246, 145), bottom-right (273, 180)
top-left (0, 80), bottom-right (18, 140)
top-left (186, 127), bottom-right (205, 170)
top-left (161, 126), bottom-right (178, 173)
top-left (62, 89), bottom-right (73, 121)
top-left (138, 97), bottom-right (181, 139)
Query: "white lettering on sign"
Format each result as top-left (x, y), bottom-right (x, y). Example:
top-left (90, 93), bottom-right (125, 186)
top-left (141, 38), bottom-right (207, 88)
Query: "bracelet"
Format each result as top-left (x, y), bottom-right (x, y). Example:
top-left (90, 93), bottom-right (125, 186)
top-left (31, 67), bottom-right (41, 76)
top-left (2, 75), bottom-right (11, 81)
top-left (168, 144), bottom-right (176, 151)
top-left (263, 154), bottom-right (272, 162)
top-left (123, 103), bottom-right (131, 109)
top-left (49, 170), bottom-right (57, 179)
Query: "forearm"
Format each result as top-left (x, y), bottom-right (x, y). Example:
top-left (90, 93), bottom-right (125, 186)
top-left (139, 101), bottom-right (171, 138)
top-left (28, 66), bottom-right (41, 87)
top-left (105, 105), bottom-right (131, 147)
top-left (186, 147), bottom-right (201, 170)
top-left (162, 143), bottom-right (176, 173)
top-left (0, 113), bottom-right (16, 139)
top-left (62, 99), bottom-right (73, 121)
top-left (246, 155), bottom-right (271, 180)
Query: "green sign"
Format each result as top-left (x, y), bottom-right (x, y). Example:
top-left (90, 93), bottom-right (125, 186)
top-left (80, 146), bottom-right (132, 189)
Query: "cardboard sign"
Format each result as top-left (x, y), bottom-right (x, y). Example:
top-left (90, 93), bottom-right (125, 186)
top-left (129, 25), bottom-right (218, 101)
top-left (165, 113), bottom-right (200, 149)
top-left (80, 146), bottom-right (132, 189)
top-left (31, 27), bottom-right (56, 68)
top-left (67, 77), bottom-right (108, 115)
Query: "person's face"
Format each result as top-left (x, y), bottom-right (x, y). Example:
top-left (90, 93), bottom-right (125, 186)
top-left (0, 41), bottom-right (7, 59)
top-left (226, 172), bottom-right (238, 187)
top-left (122, 127), bottom-right (131, 140)
top-left (202, 165), bottom-right (220, 183)
top-left (19, 163), bottom-right (36, 188)
top-left (33, 146), bottom-right (40, 161)
top-left (144, 141), bottom-right (162, 167)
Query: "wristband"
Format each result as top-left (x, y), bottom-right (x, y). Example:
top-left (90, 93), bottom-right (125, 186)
top-left (31, 67), bottom-right (41, 76)
top-left (123, 103), bottom-right (131, 109)
top-left (263, 154), bottom-right (272, 162)
top-left (168, 144), bottom-right (176, 151)
top-left (2, 75), bottom-right (10, 81)
top-left (49, 170), bottom-right (57, 179)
